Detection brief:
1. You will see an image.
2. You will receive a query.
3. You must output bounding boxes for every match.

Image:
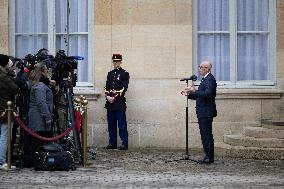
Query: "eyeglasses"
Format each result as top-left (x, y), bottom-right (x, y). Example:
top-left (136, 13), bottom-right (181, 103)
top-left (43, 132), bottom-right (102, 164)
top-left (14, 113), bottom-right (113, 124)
top-left (199, 66), bottom-right (208, 69)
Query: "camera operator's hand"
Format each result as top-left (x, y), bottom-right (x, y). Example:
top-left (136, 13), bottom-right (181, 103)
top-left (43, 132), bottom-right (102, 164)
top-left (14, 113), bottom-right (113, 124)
top-left (106, 96), bottom-right (114, 103)
top-left (49, 79), bottom-right (56, 86)
top-left (6, 67), bottom-right (16, 78)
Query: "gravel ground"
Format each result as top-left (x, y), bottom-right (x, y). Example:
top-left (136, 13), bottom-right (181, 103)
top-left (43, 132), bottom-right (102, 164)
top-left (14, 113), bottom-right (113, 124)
top-left (0, 148), bottom-right (283, 189)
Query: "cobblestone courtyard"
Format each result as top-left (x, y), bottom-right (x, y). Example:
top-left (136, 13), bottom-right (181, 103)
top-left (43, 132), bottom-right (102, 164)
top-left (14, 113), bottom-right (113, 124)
top-left (0, 149), bottom-right (283, 188)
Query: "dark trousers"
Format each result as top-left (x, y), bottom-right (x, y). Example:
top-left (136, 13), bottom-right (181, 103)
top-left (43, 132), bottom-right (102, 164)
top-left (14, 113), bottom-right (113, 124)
top-left (198, 117), bottom-right (214, 160)
top-left (107, 109), bottom-right (128, 146)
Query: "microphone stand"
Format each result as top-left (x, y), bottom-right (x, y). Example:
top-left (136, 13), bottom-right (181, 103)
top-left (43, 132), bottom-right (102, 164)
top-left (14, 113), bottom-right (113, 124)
top-left (165, 79), bottom-right (198, 163)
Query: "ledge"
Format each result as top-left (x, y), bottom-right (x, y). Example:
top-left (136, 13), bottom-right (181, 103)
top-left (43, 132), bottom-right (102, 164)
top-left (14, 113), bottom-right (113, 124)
top-left (216, 89), bottom-right (283, 99)
top-left (73, 88), bottom-right (102, 101)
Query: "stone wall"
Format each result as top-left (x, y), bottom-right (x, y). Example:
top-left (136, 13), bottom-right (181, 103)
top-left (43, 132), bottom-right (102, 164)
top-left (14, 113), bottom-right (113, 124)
top-left (93, 0), bottom-right (195, 148)
top-left (91, 0), bottom-right (284, 149)
top-left (0, 0), bottom-right (8, 54)
top-left (262, 0), bottom-right (284, 121)
top-left (1, 0), bottom-right (283, 149)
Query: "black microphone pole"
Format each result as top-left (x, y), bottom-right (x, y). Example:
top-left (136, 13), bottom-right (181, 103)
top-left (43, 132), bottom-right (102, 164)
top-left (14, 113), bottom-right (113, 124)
top-left (165, 75), bottom-right (198, 163)
top-left (182, 77), bottom-right (198, 162)
top-left (185, 80), bottom-right (189, 158)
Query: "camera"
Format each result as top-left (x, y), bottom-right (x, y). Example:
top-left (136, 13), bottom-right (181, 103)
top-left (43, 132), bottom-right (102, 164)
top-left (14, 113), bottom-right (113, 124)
top-left (52, 50), bottom-right (83, 88)
top-left (54, 50), bottom-right (78, 71)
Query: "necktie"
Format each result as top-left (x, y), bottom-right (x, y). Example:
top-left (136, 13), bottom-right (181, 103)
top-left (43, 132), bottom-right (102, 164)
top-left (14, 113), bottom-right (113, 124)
top-left (201, 77), bottom-right (205, 82)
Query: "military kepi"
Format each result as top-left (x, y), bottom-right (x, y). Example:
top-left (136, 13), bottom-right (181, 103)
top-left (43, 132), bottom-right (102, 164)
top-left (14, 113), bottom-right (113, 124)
top-left (112, 54), bottom-right (122, 62)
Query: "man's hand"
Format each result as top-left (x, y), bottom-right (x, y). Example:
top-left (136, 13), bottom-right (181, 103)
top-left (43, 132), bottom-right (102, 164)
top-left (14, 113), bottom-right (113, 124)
top-left (181, 86), bottom-right (196, 96)
top-left (187, 86), bottom-right (196, 93)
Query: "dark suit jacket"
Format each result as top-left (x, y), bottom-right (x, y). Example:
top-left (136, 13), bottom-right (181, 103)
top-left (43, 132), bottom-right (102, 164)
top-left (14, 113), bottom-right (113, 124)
top-left (188, 73), bottom-right (217, 118)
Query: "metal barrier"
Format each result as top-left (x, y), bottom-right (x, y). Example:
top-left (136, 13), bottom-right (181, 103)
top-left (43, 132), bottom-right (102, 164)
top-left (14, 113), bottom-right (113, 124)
top-left (4, 95), bottom-right (89, 169)
top-left (7, 101), bottom-right (12, 169)
top-left (81, 95), bottom-right (88, 167)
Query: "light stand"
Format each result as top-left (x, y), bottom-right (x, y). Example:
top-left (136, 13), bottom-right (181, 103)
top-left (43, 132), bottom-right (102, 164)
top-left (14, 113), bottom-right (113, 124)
top-left (166, 76), bottom-right (198, 163)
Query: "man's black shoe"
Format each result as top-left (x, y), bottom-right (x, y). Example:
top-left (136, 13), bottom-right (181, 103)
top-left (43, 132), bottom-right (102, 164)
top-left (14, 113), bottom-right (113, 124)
top-left (104, 144), bottom-right (117, 149)
top-left (198, 158), bottom-right (214, 164)
top-left (118, 145), bottom-right (128, 150)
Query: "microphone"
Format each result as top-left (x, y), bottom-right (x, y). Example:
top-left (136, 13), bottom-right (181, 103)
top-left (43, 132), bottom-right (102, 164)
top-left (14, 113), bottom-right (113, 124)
top-left (69, 56), bottom-right (84, 60)
top-left (14, 58), bottom-right (22, 61)
top-left (180, 75), bottom-right (197, 81)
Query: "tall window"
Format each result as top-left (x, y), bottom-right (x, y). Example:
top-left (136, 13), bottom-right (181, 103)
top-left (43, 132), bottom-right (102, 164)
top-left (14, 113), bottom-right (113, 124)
top-left (9, 0), bottom-right (94, 87)
top-left (193, 0), bottom-right (276, 86)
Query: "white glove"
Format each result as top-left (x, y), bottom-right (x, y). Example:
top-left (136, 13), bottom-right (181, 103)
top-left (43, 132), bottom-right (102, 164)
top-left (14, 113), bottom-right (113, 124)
top-left (106, 96), bottom-right (114, 103)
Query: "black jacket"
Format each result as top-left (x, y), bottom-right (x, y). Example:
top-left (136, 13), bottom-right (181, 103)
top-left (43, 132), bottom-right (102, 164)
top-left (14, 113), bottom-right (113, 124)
top-left (188, 73), bottom-right (217, 118)
top-left (104, 67), bottom-right (129, 111)
top-left (0, 68), bottom-right (19, 113)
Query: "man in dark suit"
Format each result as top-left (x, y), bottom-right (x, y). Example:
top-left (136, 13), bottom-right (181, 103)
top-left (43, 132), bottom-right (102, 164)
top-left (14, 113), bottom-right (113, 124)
top-left (104, 54), bottom-right (130, 150)
top-left (182, 60), bottom-right (217, 164)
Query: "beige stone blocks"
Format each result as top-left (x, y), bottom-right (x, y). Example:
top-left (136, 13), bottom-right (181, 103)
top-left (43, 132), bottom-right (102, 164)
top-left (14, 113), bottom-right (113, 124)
top-left (0, 7), bottom-right (8, 25)
top-left (132, 25), bottom-right (176, 47)
top-left (90, 0), bottom-right (284, 150)
top-left (94, 24), bottom-right (192, 80)
top-left (175, 0), bottom-right (192, 25)
top-left (0, 0), bottom-right (8, 9)
top-left (0, 0), bottom-right (8, 53)
top-left (95, 0), bottom-right (192, 25)
top-left (277, 0), bottom-right (284, 50)
top-left (95, 0), bottom-right (112, 25)
top-left (0, 25), bottom-right (8, 53)
top-left (111, 0), bottom-right (129, 25)
top-left (130, 0), bottom-right (176, 25)
top-left (215, 99), bottom-right (261, 124)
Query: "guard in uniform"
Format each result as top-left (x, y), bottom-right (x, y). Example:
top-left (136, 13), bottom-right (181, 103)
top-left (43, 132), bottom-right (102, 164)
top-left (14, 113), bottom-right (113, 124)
top-left (104, 54), bottom-right (130, 150)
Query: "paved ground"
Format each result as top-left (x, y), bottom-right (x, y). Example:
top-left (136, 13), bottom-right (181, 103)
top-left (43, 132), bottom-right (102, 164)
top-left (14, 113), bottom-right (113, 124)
top-left (0, 148), bottom-right (283, 189)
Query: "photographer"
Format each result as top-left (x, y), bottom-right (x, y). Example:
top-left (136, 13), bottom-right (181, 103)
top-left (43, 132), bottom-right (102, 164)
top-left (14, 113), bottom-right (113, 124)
top-left (28, 63), bottom-right (53, 158)
top-left (0, 54), bottom-right (19, 169)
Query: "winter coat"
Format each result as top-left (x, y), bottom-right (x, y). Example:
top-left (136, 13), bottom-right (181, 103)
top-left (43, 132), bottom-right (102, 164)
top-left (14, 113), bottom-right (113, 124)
top-left (0, 68), bottom-right (19, 122)
top-left (28, 82), bottom-right (53, 132)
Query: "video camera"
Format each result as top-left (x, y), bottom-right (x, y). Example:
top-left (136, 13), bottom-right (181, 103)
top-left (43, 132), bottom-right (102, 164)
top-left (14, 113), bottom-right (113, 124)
top-left (52, 50), bottom-right (84, 88)
top-left (16, 53), bottom-right (54, 73)
top-left (15, 49), bottom-right (83, 88)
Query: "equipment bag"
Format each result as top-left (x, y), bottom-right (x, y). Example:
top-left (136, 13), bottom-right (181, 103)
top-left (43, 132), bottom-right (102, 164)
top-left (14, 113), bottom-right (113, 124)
top-left (34, 143), bottom-right (76, 171)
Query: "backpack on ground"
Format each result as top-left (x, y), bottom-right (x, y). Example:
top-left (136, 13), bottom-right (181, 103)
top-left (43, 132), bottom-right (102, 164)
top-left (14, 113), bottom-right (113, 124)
top-left (33, 143), bottom-right (76, 171)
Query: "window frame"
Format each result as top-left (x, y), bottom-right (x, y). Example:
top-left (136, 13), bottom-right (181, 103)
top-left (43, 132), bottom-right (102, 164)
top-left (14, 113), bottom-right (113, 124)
top-left (8, 0), bottom-right (94, 89)
top-left (192, 0), bottom-right (276, 88)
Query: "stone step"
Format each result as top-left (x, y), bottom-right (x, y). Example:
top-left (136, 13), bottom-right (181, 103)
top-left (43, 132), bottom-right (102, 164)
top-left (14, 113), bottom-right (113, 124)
top-left (215, 142), bottom-right (284, 160)
top-left (224, 134), bottom-right (284, 148)
top-left (262, 124), bottom-right (284, 130)
top-left (262, 119), bottom-right (284, 130)
top-left (243, 127), bottom-right (284, 139)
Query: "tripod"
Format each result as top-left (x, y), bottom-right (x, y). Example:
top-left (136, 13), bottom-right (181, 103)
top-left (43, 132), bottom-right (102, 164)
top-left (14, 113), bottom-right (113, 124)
top-left (54, 81), bottom-right (83, 165)
top-left (166, 78), bottom-right (198, 163)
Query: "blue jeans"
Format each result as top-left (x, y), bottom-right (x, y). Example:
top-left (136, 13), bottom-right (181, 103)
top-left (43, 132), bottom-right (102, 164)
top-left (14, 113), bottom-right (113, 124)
top-left (107, 109), bottom-right (128, 146)
top-left (0, 122), bottom-right (8, 165)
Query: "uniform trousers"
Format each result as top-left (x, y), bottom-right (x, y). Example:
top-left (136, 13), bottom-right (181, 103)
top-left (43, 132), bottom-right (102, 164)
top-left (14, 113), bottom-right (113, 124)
top-left (107, 109), bottom-right (128, 147)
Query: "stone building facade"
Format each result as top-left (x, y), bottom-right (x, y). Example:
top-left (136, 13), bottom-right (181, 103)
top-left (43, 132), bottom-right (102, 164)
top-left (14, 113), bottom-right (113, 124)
top-left (0, 1), bottom-right (283, 156)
